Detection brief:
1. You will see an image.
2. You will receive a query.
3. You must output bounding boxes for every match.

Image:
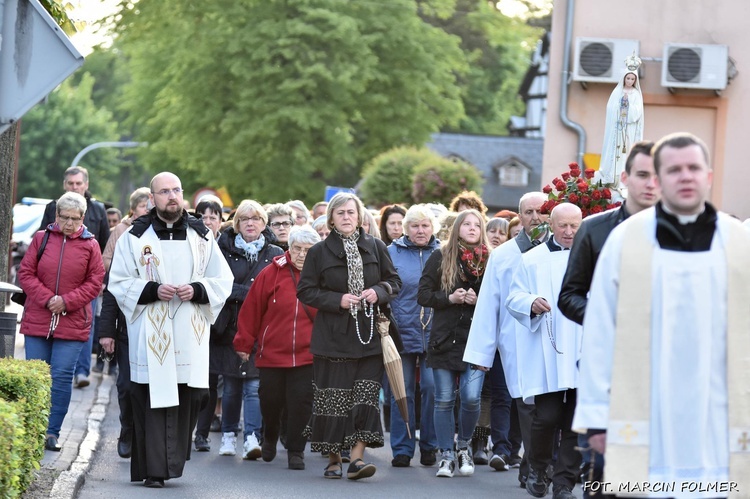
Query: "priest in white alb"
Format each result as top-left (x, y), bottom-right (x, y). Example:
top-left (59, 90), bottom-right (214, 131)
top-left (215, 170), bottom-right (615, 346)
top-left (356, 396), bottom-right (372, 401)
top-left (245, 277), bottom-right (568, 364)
top-left (507, 202), bottom-right (583, 499)
top-left (573, 133), bottom-right (750, 499)
top-left (109, 172), bottom-right (233, 488)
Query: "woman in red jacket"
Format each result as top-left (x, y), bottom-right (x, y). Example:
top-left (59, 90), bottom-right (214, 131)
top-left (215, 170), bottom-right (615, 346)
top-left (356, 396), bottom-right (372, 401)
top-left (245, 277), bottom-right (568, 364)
top-left (18, 192), bottom-right (105, 452)
top-left (234, 225), bottom-right (320, 471)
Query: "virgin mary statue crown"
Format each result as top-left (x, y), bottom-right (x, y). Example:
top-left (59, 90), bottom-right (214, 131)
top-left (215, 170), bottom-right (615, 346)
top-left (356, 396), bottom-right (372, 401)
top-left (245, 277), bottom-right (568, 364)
top-left (625, 52), bottom-right (642, 72)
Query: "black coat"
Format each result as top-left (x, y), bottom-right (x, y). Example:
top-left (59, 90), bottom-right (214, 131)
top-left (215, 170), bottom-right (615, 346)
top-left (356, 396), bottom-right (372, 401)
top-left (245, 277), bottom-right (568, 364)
top-left (418, 249), bottom-right (483, 372)
top-left (297, 228), bottom-right (401, 359)
top-left (210, 228), bottom-right (283, 378)
top-left (558, 205), bottom-right (628, 325)
top-left (41, 194), bottom-right (110, 253)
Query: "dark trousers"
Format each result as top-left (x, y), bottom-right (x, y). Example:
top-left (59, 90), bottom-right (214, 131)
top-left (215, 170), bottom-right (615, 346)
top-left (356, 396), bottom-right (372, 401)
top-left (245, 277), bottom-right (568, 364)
top-left (194, 372), bottom-right (219, 439)
top-left (528, 389), bottom-right (581, 490)
top-left (488, 351), bottom-right (512, 456)
top-left (259, 365), bottom-right (314, 453)
top-left (115, 342), bottom-right (132, 441)
top-left (516, 397), bottom-right (535, 480)
top-left (509, 398), bottom-right (523, 456)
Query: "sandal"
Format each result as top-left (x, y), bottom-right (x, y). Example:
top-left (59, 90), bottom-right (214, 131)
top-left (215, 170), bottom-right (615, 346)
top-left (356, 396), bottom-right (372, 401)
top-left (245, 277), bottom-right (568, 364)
top-left (323, 462), bottom-right (342, 479)
top-left (347, 458), bottom-right (377, 480)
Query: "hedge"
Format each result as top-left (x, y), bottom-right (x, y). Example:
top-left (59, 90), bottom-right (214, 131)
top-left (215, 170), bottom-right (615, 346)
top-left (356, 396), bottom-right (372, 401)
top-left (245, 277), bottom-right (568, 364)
top-left (0, 358), bottom-right (51, 497)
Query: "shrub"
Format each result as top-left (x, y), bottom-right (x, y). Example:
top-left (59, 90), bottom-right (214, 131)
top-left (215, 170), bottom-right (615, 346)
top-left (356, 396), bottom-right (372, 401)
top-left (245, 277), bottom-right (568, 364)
top-left (0, 358), bottom-right (51, 495)
top-left (411, 157), bottom-right (483, 206)
top-left (359, 147), bottom-right (437, 207)
top-left (0, 398), bottom-right (23, 497)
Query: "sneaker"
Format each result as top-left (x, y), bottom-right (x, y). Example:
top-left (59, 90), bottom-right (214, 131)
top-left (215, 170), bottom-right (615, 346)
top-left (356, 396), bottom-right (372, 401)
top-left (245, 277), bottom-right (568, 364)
top-left (527, 468), bottom-right (550, 498)
top-left (219, 432), bottom-right (237, 456)
top-left (210, 415), bottom-right (222, 432)
top-left (436, 454), bottom-right (455, 478)
top-left (242, 433), bottom-right (262, 460)
top-left (73, 374), bottom-right (90, 388)
top-left (489, 453), bottom-right (510, 471)
top-left (552, 485), bottom-right (575, 499)
top-left (420, 449), bottom-right (437, 466)
top-left (509, 454), bottom-right (522, 468)
top-left (194, 434), bottom-right (210, 452)
top-left (391, 454), bottom-right (411, 467)
top-left (456, 447), bottom-right (474, 476)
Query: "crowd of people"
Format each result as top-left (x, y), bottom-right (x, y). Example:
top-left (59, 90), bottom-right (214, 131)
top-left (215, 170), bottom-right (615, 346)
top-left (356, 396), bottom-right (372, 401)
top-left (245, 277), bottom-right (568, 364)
top-left (14, 131), bottom-right (749, 498)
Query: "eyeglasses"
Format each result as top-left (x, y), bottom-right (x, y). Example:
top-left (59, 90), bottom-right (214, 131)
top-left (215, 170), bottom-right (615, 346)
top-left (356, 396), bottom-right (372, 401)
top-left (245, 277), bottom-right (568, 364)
top-left (237, 216), bottom-right (262, 224)
top-left (152, 188), bottom-right (183, 196)
top-left (270, 221), bottom-right (292, 229)
top-left (57, 215), bottom-right (83, 224)
top-left (290, 245), bottom-right (311, 255)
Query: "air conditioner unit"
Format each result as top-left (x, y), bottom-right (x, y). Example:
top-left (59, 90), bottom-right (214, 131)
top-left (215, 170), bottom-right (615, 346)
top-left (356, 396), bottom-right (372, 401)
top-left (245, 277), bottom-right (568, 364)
top-left (661, 43), bottom-right (728, 90)
top-left (572, 38), bottom-right (640, 83)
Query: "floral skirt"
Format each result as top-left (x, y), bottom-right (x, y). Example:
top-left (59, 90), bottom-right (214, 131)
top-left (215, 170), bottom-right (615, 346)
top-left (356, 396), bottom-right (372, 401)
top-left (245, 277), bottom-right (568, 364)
top-left (304, 354), bottom-right (384, 454)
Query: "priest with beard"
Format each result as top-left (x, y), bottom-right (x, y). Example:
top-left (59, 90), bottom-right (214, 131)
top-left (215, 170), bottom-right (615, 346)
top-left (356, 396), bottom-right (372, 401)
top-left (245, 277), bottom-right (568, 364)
top-left (506, 202), bottom-right (583, 499)
top-left (109, 172), bottom-right (233, 487)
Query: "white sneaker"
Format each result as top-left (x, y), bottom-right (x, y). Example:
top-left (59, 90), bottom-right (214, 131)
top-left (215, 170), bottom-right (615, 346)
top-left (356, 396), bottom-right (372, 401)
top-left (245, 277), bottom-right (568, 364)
top-left (219, 432), bottom-right (237, 456)
top-left (435, 452), bottom-right (455, 478)
top-left (457, 448), bottom-right (474, 476)
top-left (242, 433), bottom-right (262, 460)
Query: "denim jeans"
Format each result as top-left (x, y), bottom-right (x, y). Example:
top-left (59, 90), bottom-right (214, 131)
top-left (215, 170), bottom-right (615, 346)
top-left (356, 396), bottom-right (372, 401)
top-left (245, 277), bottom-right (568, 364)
top-left (433, 365), bottom-right (485, 456)
top-left (25, 335), bottom-right (85, 437)
top-left (221, 376), bottom-right (261, 438)
top-left (390, 353), bottom-right (437, 457)
top-left (74, 298), bottom-right (97, 377)
top-left (488, 350), bottom-right (512, 456)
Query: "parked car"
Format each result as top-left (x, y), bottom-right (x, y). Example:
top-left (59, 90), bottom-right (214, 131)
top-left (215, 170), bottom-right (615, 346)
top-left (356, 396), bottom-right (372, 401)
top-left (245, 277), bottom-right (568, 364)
top-left (11, 198), bottom-right (50, 280)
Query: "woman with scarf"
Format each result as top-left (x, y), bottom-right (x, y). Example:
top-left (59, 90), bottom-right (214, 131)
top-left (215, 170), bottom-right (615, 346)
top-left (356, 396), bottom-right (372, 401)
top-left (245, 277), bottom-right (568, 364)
top-left (297, 192), bottom-right (401, 480)
top-left (418, 209), bottom-right (489, 479)
top-left (200, 200), bottom-right (283, 459)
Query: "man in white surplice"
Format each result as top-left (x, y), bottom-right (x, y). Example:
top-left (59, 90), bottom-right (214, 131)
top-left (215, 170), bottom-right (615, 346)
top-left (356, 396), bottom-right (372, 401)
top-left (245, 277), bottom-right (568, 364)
top-left (573, 133), bottom-right (750, 498)
top-left (463, 191), bottom-right (549, 479)
top-left (507, 202), bottom-right (583, 499)
top-left (109, 172), bottom-right (233, 487)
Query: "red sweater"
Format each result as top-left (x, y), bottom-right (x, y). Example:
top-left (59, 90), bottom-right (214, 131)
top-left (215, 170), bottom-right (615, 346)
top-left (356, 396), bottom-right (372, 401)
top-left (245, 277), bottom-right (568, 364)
top-left (234, 252), bottom-right (316, 368)
top-left (18, 226), bottom-right (105, 341)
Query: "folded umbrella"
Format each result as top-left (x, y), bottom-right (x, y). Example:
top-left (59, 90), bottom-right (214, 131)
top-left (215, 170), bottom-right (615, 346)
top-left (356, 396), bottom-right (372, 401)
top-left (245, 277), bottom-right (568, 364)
top-left (376, 309), bottom-right (411, 439)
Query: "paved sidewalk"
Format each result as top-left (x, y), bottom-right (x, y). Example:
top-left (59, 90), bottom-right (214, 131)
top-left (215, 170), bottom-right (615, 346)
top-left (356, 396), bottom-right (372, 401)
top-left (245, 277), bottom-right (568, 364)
top-left (7, 302), bottom-right (115, 499)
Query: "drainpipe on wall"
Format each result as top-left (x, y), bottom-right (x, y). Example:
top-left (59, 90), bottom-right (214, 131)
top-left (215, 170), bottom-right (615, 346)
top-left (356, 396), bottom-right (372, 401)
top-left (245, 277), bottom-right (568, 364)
top-left (559, 0), bottom-right (586, 166)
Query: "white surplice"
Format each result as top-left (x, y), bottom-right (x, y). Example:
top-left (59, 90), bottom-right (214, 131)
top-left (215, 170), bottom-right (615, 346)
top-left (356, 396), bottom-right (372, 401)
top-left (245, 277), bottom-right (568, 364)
top-left (573, 209), bottom-right (735, 498)
top-left (506, 243), bottom-right (582, 403)
top-left (464, 240), bottom-right (525, 398)
top-left (109, 224), bottom-right (233, 408)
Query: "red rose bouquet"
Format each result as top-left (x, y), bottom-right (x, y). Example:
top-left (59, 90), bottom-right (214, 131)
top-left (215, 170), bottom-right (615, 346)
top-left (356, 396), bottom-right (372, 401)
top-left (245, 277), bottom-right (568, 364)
top-left (541, 162), bottom-right (621, 218)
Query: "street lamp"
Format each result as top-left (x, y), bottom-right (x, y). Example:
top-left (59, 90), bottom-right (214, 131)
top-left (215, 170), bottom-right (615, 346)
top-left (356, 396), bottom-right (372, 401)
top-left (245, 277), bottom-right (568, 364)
top-left (70, 141), bottom-right (148, 168)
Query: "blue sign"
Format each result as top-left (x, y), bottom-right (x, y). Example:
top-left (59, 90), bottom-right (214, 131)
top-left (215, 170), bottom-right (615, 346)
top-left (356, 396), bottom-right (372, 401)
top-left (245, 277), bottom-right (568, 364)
top-left (324, 186), bottom-right (355, 202)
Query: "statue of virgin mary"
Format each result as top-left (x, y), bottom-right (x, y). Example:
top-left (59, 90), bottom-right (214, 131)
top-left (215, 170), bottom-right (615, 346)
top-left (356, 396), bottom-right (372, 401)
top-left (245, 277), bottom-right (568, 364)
top-left (598, 55), bottom-right (644, 186)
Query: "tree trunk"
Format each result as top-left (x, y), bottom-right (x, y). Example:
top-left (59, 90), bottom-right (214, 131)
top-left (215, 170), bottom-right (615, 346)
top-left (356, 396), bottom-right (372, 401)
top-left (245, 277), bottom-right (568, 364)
top-left (0, 122), bottom-right (20, 302)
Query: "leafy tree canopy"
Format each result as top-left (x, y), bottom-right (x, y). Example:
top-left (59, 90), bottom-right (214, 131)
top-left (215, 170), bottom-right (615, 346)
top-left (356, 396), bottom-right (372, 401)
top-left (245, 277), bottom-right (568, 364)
top-left (114, 0), bottom-right (467, 205)
top-left (411, 155), bottom-right (483, 205)
top-left (359, 147), bottom-right (439, 208)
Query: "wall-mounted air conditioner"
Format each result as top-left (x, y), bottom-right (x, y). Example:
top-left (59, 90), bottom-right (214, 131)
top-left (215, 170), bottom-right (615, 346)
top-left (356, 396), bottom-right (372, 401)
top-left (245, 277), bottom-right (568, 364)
top-left (661, 44), bottom-right (728, 90)
top-left (572, 38), bottom-right (640, 83)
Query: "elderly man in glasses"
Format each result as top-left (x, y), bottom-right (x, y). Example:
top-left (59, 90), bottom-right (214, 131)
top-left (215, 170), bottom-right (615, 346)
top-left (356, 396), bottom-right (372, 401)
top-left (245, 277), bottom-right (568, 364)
top-left (108, 172), bottom-right (233, 488)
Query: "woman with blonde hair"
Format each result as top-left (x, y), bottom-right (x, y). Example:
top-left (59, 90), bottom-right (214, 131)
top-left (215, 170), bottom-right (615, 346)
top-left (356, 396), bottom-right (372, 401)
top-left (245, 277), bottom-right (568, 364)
top-left (418, 209), bottom-right (489, 478)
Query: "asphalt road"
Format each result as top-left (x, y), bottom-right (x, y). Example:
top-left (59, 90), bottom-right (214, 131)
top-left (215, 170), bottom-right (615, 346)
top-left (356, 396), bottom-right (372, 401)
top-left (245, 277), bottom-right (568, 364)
top-left (79, 385), bottom-right (584, 499)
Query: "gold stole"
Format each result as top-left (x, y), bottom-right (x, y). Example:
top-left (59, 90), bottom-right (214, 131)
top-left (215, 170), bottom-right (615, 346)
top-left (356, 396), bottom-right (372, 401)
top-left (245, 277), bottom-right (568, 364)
top-left (607, 213), bottom-right (750, 498)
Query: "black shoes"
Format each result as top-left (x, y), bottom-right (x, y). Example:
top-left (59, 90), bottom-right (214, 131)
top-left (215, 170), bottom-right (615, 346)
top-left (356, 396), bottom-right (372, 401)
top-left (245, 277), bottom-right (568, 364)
top-left (527, 468), bottom-right (550, 497)
top-left (194, 434), bottom-right (210, 452)
top-left (323, 462), bottom-right (342, 479)
top-left (552, 485), bottom-right (575, 499)
top-left (419, 449), bottom-right (437, 466)
top-left (209, 415), bottom-right (222, 432)
top-left (144, 477), bottom-right (164, 488)
top-left (347, 458), bottom-right (377, 480)
top-left (45, 435), bottom-right (61, 452)
top-left (490, 453), bottom-right (510, 471)
top-left (288, 451), bottom-right (305, 470)
top-left (391, 454), bottom-right (411, 467)
top-left (261, 437), bottom-right (277, 462)
top-left (117, 438), bottom-right (132, 458)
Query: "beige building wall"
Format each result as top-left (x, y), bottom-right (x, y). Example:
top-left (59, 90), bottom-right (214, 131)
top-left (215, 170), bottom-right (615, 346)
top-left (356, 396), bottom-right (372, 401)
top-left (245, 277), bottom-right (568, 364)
top-left (544, 0), bottom-right (750, 218)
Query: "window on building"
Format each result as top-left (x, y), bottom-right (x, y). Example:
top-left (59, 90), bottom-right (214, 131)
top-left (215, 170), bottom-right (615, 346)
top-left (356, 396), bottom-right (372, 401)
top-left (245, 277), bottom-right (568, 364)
top-left (498, 161), bottom-right (529, 186)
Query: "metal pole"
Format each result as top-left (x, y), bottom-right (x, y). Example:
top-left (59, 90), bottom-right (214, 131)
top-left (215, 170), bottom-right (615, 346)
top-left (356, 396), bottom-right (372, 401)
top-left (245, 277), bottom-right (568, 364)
top-left (70, 141), bottom-right (148, 168)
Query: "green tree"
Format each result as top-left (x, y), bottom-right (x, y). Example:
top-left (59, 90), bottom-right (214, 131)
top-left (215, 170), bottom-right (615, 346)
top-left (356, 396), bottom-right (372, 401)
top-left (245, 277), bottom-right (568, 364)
top-left (422, 0), bottom-right (542, 134)
top-left (18, 74), bottom-right (120, 201)
top-left (359, 147), bottom-right (444, 207)
top-left (115, 0), bottom-right (467, 204)
top-left (411, 156), bottom-right (483, 205)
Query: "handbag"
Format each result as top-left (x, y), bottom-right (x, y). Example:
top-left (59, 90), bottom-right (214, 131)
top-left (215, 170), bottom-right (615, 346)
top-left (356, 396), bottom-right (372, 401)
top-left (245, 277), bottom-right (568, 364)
top-left (11, 230), bottom-right (51, 306)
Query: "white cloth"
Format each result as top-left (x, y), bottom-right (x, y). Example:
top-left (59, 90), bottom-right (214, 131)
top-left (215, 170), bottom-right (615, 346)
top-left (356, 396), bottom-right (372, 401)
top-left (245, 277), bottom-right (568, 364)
top-left (572, 209), bottom-right (742, 498)
top-left (463, 241), bottom-right (524, 398)
top-left (598, 70), bottom-right (644, 185)
top-left (109, 224), bottom-right (233, 408)
top-left (506, 244), bottom-right (582, 403)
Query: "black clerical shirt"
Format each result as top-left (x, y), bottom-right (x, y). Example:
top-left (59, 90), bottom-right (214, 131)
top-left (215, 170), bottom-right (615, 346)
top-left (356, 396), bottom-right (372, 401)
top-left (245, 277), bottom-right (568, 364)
top-left (655, 202), bottom-right (717, 252)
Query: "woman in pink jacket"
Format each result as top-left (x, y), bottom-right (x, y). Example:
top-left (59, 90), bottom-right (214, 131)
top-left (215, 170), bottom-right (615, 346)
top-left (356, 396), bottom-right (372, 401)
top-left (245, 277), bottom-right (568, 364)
top-left (234, 225), bottom-right (320, 471)
top-left (18, 192), bottom-right (105, 452)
